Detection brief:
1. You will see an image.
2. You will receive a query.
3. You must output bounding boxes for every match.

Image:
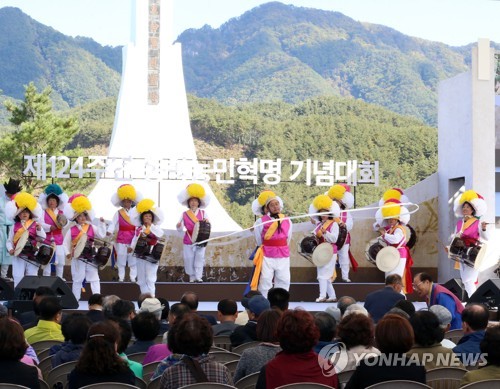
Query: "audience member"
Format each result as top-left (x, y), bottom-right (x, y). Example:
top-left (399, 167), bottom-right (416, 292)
top-left (125, 311), bottom-right (160, 354)
top-left (111, 299), bottom-right (136, 321)
top-left (145, 302), bottom-right (189, 365)
top-left (108, 317), bottom-right (143, 379)
top-left (460, 324), bottom-right (500, 385)
top-left (236, 290), bottom-right (262, 325)
top-left (151, 315), bottom-right (185, 380)
top-left (51, 313), bottom-right (92, 368)
top-left (24, 296), bottom-right (64, 343)
top-left (337, 312), bottom-right (380, 371)
top-left (344, 303), bottom-right (369, 317)
top-left (325, 305), bottom-right (341, 322)
top-left (102, 294), bottom-right (120, 318)
top-left (156, 297), bottom-right (170, 335)
top-left (313, 312), bottom-right (338, 354)
top-left (0, 317), bottom-right (40, 388)
top-left (256, 309), bottom-right (338, 388)
top-left (407, 311), bottom-right (463, 370)
top-left (181, 291), bottom-right (217, 325)
top-left (453, 303), bottom-right (489, 366)
top-left (213, 299), bottom-right (240, 336)
top-left (337, 296), bottom-right (356, 317)
top-left (159, 313), bottom-right (233, 388)
top-left (234, 309), bottom-right (281, 382)
top-left (17, 286), bottom-right (56, 329)
top-left (413, 272), bottom-right (463, 330)
top-left (139, 297), bottom-right (164, 320)
top-left (346, 314), bottom-right (426, 388)
top-left (231, 295), bottom-right (270, 348)
top-left (364, 274), bottom-right (405, 323)
top-left (67, 321), bottom-right (135, 388)
top-left (390, 299), bottom-right (416, 318)
top-left (429, 305), bottom-right (455, 348)
top-left (267, 287), bottom-right (290, 312)
top-left (137, 292), bottom-right (153, 309)
top-left (86, 293), bottom-right (105, 323)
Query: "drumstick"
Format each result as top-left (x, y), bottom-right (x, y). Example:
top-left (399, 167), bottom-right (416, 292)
top-left (437, 239), bottom-right (449, 252)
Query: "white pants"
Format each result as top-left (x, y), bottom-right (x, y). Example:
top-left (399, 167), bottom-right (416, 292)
top-left (115, 243), bottom-right (137, 281)
top-left (338, 243), bottom-right (350, 280)
top-left (258, 256), bottom-right (290, 299)
top-left (385, 257), bottom-right (406, 279)
top-left (71, 258), bottom-right (100, 301)
top-left (183, 244), bottom-right (206, 281)
top-left (1, 264), bottom-right (10, 278)
top-left (12, 256), bottom-right (38, 287)
top-left (317, 255), bottom-right (336, 299)
top-left (460, 263), bottom-right (478, 297)
top-left (137, 258), bottom-right (159, 296)
top-left (42, 245), bottom-right (65, 278)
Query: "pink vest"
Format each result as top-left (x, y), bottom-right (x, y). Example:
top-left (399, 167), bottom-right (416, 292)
top-left (261, 215), bottom-right (290, 258)
top-left (135, 227), bottom-right (159, 246)
top-left (314, 221), bottom-right (338, 254)
top-left (13, 221), bottom-right (38, 248)
top-left (456, 219), bottom-right (480, 241)
top-left (116, 209), bottom-right (135, 244)
top-left (182, 210), bottom-right (205, 245)
top-left (383, 225), bottom-right (407, 258)
top-left (43, 209), bottom-right (64, 245)
top-left (70, 224), bottom-right (95, 241)
top-left (341, 212), bottom-right (351, 245)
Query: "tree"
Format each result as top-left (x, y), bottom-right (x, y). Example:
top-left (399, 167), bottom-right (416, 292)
top-left (0, 82), bottom-right (79, 190)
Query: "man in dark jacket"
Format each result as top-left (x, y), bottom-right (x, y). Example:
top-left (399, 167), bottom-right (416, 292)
top-left (364, 274), bottom-right (405, 323)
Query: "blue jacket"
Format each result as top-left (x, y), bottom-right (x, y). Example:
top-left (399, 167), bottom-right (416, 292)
top-left (364, 286), bottom-right (405, 323)
top-left (453, 330), bottom-right (485, 366)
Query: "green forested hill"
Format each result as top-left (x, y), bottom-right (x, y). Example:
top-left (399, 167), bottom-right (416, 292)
top-left (0, 7), bottom-right (121, 110)
top-left (178, 1), bottom-right (483, 125)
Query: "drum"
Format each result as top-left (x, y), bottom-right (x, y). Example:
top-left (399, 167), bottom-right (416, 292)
top-left (448, 236), bottom-right (487, 269)
top-left (365, 238), bottom-right (387, 266)
top-left (192, 221), bottom-right (211, 247)
top-left (151, 243), bottom-right (165, 261)
top-left (35, 244), bottom-right (55, 266)
top-left (13, 230), bottom-right (30, 257)
top-left (364, 237), bottom-right (399, 272)
top-left (133, 235), bottom-right (151, 259)
top-left (336, 225), bottom-right (348, 250)
top-left (73, 233), bottom-right (88, 259)
top-left (299, 236), bottom-right (319, 258)
top-left (405, 224), bottom-right (417, 249)
top-left (93, 245), bottom-right (112, 268)
top-left (298, 236), bottom-right (333, 267)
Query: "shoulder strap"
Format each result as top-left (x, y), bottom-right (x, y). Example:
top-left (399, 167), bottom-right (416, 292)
top-left (182, 355), bottom-right (209, 383)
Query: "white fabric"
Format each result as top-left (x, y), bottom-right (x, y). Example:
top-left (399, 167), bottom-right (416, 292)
top-left (318, 278), bottom-right (336, 300)
top-left (460, 264), bottom-right (479, 297)
top-left (183, 245), bottom-right (206, 281)
top-left (258, 256), bottom-right (290, 299)
top-left (338, 243), bottom-right (350, 280)
top-left (115, 243), bottom-right (137, 282)
top-left (385, 257), bottom-right (406, 279)
top-left (42, 245), bottom-right (65, 278)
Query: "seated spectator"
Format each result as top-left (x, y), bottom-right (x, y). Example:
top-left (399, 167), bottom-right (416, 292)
top-left (256, 309), bottom-right (338, 389)
top-left (213, 299), bottom-right (240, 336)
top-left (325, 305), bottom-right (341, 322)
top-left (151, 316), bottom-right (184, 380)
top-left (344, 303), bottom-right (369, 317)
top-left (364, 274), bottom-right (406, 323)
top-left (313, 312), bottom-right (338, 354)
top-left (429, 305), bottom-right (456, 348)
top-left (231, 295), bottom-right (270, 348)
top-left (337, 312), bottom-right (380, 371)
top-left (137, 293), bottom-right (153, 309)
top-left (453, 303), bottom-right (489, 366)
top-left (346, 314), bottom-right (426, 388)
top-left (86, 293), bottom-right (105, 323)
top-left (102, 294), bottom-right (120, 319)
top-left (16, 286), bottom-right (56, 330)
top-left (337, 296), bottom-right (356, 318)
top-left (108, 318), bottom-right (143, 379)
top-left (0, 317), bottom-right (41, 388)
top-left (460, 324), bottom-right (500, 385)
top-left (24, 296), bottom-right (64, 344)
top-left (67, 321), bottom-right (135, 388)
top-left (125, 311), bottom-right (160, 354)
top-left (267, 287), bottom-right (290, 313)
top-left (145, 302), bottom-right (189, 365)
top-left (234, 309), bottom-right (281, 382)
top-left (50, 313), bottom-right (92, 368)
top-left (111, 299), bottom-right (136, 322)
top-left (407, 311), bottom-right (463, 370)
top-left (139, 298), bottom-right (164, 321)
top-left (159, 313), bottom-right (233, 388)
top-left (394, 299), bottom-right (416, 317)
top-left (156, 297), bottom-right (170, 335)
top-left (180, 291), bottom-right (217, 325)
top-left (236, 291), bottom-right (263, 325)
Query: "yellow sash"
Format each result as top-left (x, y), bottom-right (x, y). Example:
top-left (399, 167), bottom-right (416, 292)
top-left (72, 224), bottom-right (90, 249)
top-left (13, 220), bottom-right (34, 245)
top-left (250, 214), bottom-right (285, 291)
top-left (454, 217), bottom-right (478, 270)
top-left (316, 219), bottom-right (334, 239)
top-left (186, 209), bottom-right (201, 224)
top-left (46, 208), bottom-right (60, 228)
top-left (119, 208), bottom-right (133, 225)
top-left (144, 226), bottom-right (151, 235)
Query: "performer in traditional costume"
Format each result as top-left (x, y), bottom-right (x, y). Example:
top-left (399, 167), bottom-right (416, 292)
top-left (374, 198), bottom-right (413, 294)
top-left (309, 194), bottom-right (340, 302)
top-left (327, 184), bottom-right (358, 282)
top-left (252, 192), bottom-right (293, 298)
top-left (38, 184), bottom-right (68, 279)
top-left (107, 184), bottom-right (142, 282)
top-left (63, 194), bottom-right (107, 301)
top-left (176, 183), bottom-right (210, 283)
top-left (452, 190), bottom-right (489, 297)
top-left (5, 192), bottom-right (45, 287)
top-left (0, 179), bottom-right (21, 281)
top-left (130, 199), bottom-right (165, 296)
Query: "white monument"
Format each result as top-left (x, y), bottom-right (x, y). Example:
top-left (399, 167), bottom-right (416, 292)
top-left (89, 0), bottom-right (241, 232)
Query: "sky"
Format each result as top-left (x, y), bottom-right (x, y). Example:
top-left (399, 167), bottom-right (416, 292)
top-left (0, 0), bottom-right (499, 47)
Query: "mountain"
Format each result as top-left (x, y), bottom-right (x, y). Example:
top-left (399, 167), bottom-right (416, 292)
top-left (178, 1), bottom-right (493, 125)
top-left (0, 7), bottom-right (121, 110)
